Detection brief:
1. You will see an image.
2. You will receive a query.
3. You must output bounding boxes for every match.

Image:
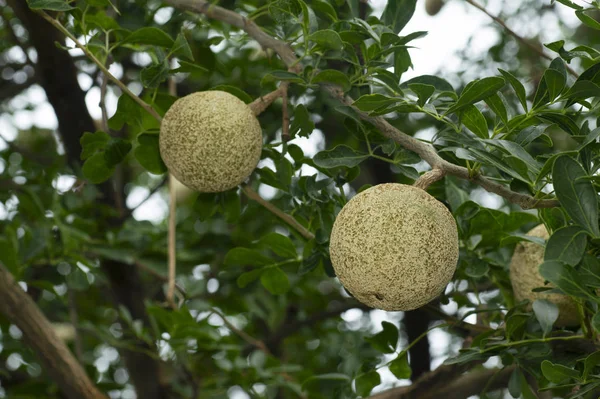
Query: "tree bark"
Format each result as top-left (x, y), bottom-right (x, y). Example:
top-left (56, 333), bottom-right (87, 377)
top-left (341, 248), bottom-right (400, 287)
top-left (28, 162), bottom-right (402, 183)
top-left (0, 264), bottom-right (106, 399)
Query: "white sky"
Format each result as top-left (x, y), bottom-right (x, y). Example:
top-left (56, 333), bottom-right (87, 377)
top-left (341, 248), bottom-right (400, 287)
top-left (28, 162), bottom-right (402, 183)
top-left (0, 1), bottom-right (587, 397)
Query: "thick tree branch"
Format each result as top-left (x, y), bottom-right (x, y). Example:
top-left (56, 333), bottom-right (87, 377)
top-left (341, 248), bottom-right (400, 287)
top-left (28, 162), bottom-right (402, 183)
top-left (165, 0), bottom-right (560, 210)
top-left (0, 264), bottom-right (106, 399)
top-left (368, 363), bottom-right (516, 399)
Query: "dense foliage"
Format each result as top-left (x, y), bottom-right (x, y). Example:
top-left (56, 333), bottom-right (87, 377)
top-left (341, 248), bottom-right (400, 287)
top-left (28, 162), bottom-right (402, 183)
top-left (3, 0), bottom-right (600, 398)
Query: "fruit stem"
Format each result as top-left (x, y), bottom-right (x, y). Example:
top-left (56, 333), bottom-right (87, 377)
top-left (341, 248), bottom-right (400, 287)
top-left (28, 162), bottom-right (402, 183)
top-left (414, 168), bottom-right (445, 190)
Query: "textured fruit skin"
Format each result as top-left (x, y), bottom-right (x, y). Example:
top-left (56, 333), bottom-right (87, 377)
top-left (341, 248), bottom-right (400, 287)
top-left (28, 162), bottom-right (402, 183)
top-left (159, 91), bottom-right (262, 193)
top-left (425, 0), bottom-right (444, 16)
top-left (329, 183), bottom-right (459, 311)
top-left (510, 224), bottom-right (580, 327)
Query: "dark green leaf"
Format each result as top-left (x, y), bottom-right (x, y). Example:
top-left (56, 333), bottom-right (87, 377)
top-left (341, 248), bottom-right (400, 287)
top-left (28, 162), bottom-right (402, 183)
top-left (365, 321), bottom-right (398, 354)
top-left (460, 105), bottom-right (488, 139)
top-left (27, 0), bottom-right (75, 11)
top-left (0, 239), bottom-right (18, 273)
top-left (353, 94), bottom-right (398, 112)
top-left (104, 139), bottom-right (132, 167)
top-left (258, 233), bottom-right (297, 258)
top-left (499, 69), bottom-right (527, 111)
top-left (389, 352), bottom-right (411, 379)
top-left (312, 70), bottom-right (351, 92)
top-left (543, 68), bottom-right (566, 100)
top-left (564, 81), bottom-right (600, 102)
top-left (408, 83), bottom-right (435, 106)
top-left (484, 93), bottom-right (508, 124)
top-left (290, 104), bottom-right (315, 138)
top-left (135, 134), bottom-right (167, 175)
top-left (544, 226), bottom-right (588, 266)
top-left (172, 32), bottom-right (194, 61)
top-left (576, 10), bottom-right (600, 30)
top-left (541, 360), bottom-right (581, 383)
top-left (381, 0), bottom-right (417, 34)
top-left (539, 260), bottom-right (589, 298)
top-left (237, 269), bottom-right (264, 288)
top-left (401, 75), bottom-right (454, 92)
top-left (260, 267), bottom-right (290, 294)
top-left (313, 145), bottom-right (368, 168)
top-left (82, 152), bottom-right (114, 184)
top-left (552, 156), bottom-right (599, 237)
top-left (308, 29), bottom-right (343, 50)
top-left (355, 371), bottom-right (381, 397)
top-left (123, 27), bottom-right (174, 48)
top-left (583, 351), bottom-right (600, 381)
top-left (537, 112), bottom-right (579, 135)
top-left (140, 61), bottom-right (170, 89)
top-left (80, 131), bottom-right (110, 160)
top-left (224, 248), bottom-right (273, 266)
top-left (448, 77), bottom-right (505, 113)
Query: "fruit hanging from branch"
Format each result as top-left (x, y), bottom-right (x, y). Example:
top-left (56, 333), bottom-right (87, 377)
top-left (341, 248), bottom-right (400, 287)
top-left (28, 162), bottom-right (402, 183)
top-left (329, 183), bottom-right (459, 311)
top-left (159, 90), bottom-right (263, 193)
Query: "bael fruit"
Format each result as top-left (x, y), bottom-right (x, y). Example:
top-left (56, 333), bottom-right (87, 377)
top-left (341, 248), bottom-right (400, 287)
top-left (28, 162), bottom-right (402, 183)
top-left (159, 90), bottom-right (262, 193)
top-left (329, 183), bottom-right (459, 311)
top-left (510, 224), bottom-right (579, 327)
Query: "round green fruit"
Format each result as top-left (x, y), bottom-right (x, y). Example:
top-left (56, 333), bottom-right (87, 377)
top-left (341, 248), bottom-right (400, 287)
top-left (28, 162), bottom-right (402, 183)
top-left (510, 224), bottom-right (580, 327)
top-left (329, 183), bottom-right (459, 311)
top-left (425, 0), bottom-right (445, 16)
top-left (159, 91), bottom-right (262, 193)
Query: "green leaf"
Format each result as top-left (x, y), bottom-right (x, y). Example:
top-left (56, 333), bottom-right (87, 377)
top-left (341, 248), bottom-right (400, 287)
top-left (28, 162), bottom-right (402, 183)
top-left (539, 260), bottom-right (589, 298)
top-left (365, 321), bottom-right (398, 354)
top-left (237, 269), bottom-right (264, 288)
top-left (578, 127), bottom-right (600, 150)
top-left (123, 27), bottom-right (174, 48)
top-left (311, 0), bottom-right (338, 21)
top-left (583, 351), bottom-right (600, 381)
top-left (135, 134), bottom-right (167, 175)
top-left (499, 69), bottom-right (527, 111)
top-left (27, 0), bottom-right (75, 11)
top-left (389, 352), bottom-right (411, 379)
top-left (532, 299), bottom-right (559, 336)
top-left (381, 0), bottom-right (417, 34)
top-left (82, 152), bottom-right (115, 184)
top-left (224, 248), bottom-right (273, 266)
top-left (171, 60), bottom-right (208, 74)
top-left (262, 71), bottom-right (306, 85)
top-left (210, 85), bottom-right (253, 104)
top-left (172, 32), bottom-right (194, 61)
top-left (576, 10), bottom-right (600, 30)
top-left (408, 83), bottom-right (435, 106)
top-left (308, 29), bottom-right (343, 50)
top-left (290, 104), bottom-right (315, 138)
top-left (312, 70), bottom-right (351, 92)
top-left (541, 360), bottom-right (581, 383)
top-left (592, 312), bottom-right (600, 335)
top-left (508, 368), bottom-right (522, 398)
top-left (258, 233), bottom-right (297, 258)
top-left (355, 370), bottom-right (381, 397)
top-left (544, 226), bottom-right (588, 266)
top-left (103, 139), bottom-right (132, 167)
top-left (484, 93), bottom-right (508, 124)
top-left (543, 68), bottom-right (566, 100)
top-left (459, 105), bottom-right (488, 139)
top-left (302, 373), bottom-right (351, 392)
top-left (80, 131), bottom-right (110, 160)
top-left (109, 94), bottom-right (144, 130)
top-left (401, 75), bottom-right (454, 92)
top-left (260, 267), bottom-right (290, 294)
top-left (140, 61), bottom-right (170, 89)
top-left (353, 94), bottom-right (398, 112)
top-left (313, 145), bottom-right (368, 168)
top-left (537, 112), bottom-right (579, 135)
top-left (552, 156), bottom-right (599, 237)
top-left (564, 81), bottom-right (600, 102)
top-left (448, 77), bottom-right (505, 113)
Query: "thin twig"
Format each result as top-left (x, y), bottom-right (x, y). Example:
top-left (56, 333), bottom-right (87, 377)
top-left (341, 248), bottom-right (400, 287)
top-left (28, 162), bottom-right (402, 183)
top-left (281, 83), bottom-right (290, 141)
top-left (211, 308), bottom-right (271, 354)
top-left (414, 168), bottom-right (445, 190)
top-left (166, 63), bottom-right (178, 309)
top-left (249, 86), bottom-right (284, 116)
top-left (167, 175), bottom-right (177, 309)
top-left (465, 0), bottom-right (578, 77)
top-left (241, 185), bottom-right (315, 240)
top-left (36, 12), bottom-right (162, 122)
top-left (123, 177), bottom-right (168, 219)
top-left (164, 0), bottom-right (561, 210)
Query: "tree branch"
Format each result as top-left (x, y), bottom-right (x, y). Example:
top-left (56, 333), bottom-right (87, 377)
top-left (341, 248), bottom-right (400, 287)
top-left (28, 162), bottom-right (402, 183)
top-left (368, 363), bottom-right (516, 399)
top-left (241, 185), bottom-right (315, 240)
top-left (0, 264), bottom-right (107, 399)
top-left (165, 0), bottom-right (561, 210)
top-left (465, 0), bottom-right (578, 78)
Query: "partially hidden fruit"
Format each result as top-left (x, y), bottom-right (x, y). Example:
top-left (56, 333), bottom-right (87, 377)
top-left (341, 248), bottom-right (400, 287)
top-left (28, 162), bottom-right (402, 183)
top-left (329, 183), bottom-right (459, 311)
top-left (425, 0), bottom-right (445, 16)
top-left (159, 91), bottom-right (262, 193)
top-left (510, 224), bottom-right (579, 327)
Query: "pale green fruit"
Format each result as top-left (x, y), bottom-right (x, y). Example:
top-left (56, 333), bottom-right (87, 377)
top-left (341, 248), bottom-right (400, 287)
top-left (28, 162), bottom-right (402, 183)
top-left (159, 91), bottom-right (262, 193)
top-left (510, 224), bottom-right (580, 327)
top-left (329, 183), bottom-right (459, 311)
